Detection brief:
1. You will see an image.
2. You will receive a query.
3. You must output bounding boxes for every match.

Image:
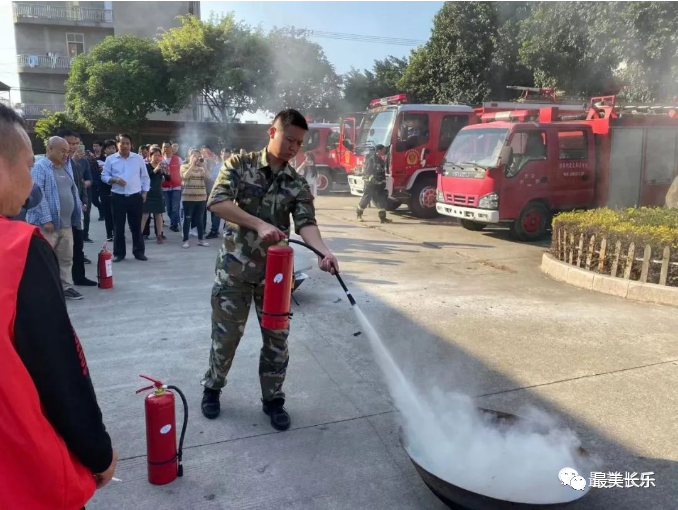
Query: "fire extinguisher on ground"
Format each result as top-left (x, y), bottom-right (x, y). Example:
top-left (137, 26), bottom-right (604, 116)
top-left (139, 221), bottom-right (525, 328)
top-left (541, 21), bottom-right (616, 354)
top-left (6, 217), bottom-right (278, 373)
top-left (136, 375), bottom-right (188, 485)
top-left (97, 242), bottom-right (113, 289)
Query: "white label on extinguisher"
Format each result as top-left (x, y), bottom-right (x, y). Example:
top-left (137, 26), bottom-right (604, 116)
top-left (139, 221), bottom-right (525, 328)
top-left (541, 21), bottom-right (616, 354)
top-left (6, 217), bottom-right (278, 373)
top-left (273, 273), bottom-right (283, 284)
top-left (105, 259), bottom-right (113, 277)
top-left (160, 424), bottom-right (172, 434)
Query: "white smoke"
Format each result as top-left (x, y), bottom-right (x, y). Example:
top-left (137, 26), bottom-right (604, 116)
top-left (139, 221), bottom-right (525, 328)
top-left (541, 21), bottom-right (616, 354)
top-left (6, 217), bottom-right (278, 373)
top-left (353, 305), bottom-right (597, 505)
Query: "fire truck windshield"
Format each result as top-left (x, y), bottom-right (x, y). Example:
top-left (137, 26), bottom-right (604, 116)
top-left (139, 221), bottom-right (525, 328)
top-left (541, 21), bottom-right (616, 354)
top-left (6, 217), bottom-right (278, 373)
top-left (444, 128), bottom-right (509, 169)
top-left (356, 110), bottom-right (396, 149)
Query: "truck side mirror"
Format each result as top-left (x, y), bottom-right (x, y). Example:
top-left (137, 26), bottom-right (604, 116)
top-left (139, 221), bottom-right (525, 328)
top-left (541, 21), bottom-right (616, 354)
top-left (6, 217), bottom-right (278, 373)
top-left (500, 146), bottom-right (513, 168)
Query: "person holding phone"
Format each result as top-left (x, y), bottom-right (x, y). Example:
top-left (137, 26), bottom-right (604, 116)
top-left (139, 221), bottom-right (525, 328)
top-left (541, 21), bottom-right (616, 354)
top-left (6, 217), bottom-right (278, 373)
top-left (141, 146), bottom-right (166, 244)
top-left (179, 149), bottom-right (209, 248)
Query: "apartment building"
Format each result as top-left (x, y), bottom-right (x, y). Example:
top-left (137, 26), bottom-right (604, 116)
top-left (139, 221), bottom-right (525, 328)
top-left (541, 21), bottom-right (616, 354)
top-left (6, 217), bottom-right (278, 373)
top-left (12, 1), bottom-right (200, 120)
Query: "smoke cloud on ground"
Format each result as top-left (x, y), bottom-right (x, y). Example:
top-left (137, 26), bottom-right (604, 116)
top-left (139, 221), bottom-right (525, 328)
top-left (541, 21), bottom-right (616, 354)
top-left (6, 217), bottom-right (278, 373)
top-left (353, 305), bottom-right (596, 504)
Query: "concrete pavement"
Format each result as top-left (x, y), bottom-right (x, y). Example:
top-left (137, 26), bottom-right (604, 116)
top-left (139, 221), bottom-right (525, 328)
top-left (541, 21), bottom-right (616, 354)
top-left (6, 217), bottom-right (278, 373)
top-left (70, 194), bottom-right (677, 509)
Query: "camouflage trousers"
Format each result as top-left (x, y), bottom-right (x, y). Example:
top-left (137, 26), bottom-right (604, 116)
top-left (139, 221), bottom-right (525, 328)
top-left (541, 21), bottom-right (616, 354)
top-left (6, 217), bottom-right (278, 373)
top-left (201, 274), bottom-right (290, 402)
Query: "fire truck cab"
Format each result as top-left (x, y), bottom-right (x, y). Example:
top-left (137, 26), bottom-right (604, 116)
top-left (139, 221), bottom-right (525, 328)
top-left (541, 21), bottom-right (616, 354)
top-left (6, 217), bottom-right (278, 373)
top-left (348, 94), bottom-right (476, 218)
top-left (293, 123), bottom-right (340, 194)
top-left (436, 98), bottom-right (678, 240)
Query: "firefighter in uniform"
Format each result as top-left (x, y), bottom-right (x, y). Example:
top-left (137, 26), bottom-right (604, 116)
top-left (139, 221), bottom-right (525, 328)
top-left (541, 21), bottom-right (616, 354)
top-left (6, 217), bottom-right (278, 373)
top-left (201, 109), bottom-right (339, 431)
top-left (356, 144), bottom-right (392, 223)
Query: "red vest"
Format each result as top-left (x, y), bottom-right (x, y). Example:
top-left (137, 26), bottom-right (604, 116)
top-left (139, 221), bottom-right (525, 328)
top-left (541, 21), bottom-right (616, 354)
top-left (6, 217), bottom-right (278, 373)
top-left (161, 154), bottom-right (182, 189)
top-left (0, 217), bottom-right (96, 510)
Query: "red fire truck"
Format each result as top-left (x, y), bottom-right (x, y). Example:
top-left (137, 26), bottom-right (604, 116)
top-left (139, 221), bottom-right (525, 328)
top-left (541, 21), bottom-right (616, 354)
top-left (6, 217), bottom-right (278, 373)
top-left (326, 112), bottom-right (365, 189)
top-left (348, 94), bottom-right (477, 217)
top-left (292, 123), bottom-right (340, 194)
top-left (436, 96), bottom-right (678, 240)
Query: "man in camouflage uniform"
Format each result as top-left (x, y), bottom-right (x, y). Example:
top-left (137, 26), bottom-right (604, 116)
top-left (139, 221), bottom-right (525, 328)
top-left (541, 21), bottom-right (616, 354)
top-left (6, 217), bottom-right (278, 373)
top-left (201, 109), bottom-right (339, 431)
top-left (356, 144), bottom-right (392, 224)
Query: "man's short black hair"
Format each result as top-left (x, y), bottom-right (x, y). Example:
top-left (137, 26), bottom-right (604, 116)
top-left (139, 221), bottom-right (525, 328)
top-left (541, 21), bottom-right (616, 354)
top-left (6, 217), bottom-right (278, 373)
top-left (162, 140), bottom-right (171, 146)
top-left (102, 139), bottom-right (117, 151)
top-left (273, 109), bottom-right (308, 131)
top-left (375, 144), bottom-right (385, 152)
top-left (116, 133), bottom-right (132, 143)
top-left (139, 144), bottom-right (149, 151)
top-left (57, 129), bottom-right (80, 140)
top-left (93, 140), bottom-right (103, 146)
top-left (201, 144), bottom-right (211, 150)
top-left (0, 104), bottom-right (26, 162)
top-left (170, 140), bottom-right (178, 145)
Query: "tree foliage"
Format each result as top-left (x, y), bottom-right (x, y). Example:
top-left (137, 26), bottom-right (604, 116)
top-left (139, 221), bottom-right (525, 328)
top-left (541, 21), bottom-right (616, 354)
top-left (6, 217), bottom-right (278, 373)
top-left (158, 14), bottom-right (271, 142)
top-left (342, 56), bottom-right (408, 111)
top-left (265, 28), bottom-right (342, 120)
top-left (65, 35), bottom-right (178, 134)
top-left (398, 2), bottom-right (497, 104)
top-left (34, 111), bottom-right (86, 145)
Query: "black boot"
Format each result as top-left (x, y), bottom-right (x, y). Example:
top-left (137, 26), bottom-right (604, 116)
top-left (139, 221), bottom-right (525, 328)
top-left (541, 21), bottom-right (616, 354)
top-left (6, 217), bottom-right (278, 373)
top-left (356, 207), bottom-right (364, 222)
top-left (262, 398), bottom-right (290, 431)
top-left (379, 211), bottom-right (392, 223)
top-left (201, 388), bottom-right (221, 419)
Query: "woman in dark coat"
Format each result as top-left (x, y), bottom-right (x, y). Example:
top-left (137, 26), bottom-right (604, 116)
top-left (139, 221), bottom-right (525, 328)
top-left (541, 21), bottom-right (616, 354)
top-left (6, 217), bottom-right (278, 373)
top-left (141, 146), bottom-right (166, 244)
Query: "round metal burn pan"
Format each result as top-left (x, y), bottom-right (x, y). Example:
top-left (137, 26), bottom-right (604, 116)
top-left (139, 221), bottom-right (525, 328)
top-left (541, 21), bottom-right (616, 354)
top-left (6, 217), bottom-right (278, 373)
top-left (400, 408), bottom-right (593, 510)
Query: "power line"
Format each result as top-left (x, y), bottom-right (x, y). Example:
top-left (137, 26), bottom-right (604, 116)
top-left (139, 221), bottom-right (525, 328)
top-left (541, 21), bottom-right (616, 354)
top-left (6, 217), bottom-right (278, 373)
top-left (300, 29), bottom-right (425, 47)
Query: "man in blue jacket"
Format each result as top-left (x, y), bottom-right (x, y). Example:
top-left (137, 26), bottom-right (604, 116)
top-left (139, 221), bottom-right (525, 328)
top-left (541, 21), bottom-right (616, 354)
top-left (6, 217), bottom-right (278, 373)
top-left (27, 136), bottom-right (84, 300)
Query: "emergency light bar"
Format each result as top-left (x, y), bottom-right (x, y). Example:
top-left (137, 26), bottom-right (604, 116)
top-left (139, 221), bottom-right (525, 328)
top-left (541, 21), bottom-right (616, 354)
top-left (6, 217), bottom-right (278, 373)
top-left (369, 93), bottom-right (408, 108)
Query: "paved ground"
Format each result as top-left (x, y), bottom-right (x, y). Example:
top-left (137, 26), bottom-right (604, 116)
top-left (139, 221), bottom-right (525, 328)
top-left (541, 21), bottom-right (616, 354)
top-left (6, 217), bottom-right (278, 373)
top-left (71, 193), bottom-right (677, 510)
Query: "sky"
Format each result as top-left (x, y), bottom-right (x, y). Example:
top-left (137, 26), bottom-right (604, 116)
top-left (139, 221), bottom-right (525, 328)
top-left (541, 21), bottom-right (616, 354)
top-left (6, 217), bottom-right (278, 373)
top-left (0, 1), bottom-right (443, 117)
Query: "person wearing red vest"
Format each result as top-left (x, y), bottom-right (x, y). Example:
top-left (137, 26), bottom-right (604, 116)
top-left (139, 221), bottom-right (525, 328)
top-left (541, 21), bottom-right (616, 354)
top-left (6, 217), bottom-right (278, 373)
top-left (0, 104), bottom-right (117, 509)
top-left (161, 141), bottom-right (183, 232)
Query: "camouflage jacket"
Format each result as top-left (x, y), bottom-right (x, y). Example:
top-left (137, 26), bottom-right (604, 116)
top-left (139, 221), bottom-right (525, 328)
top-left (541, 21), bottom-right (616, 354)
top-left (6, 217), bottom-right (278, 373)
top-left (363, 153), bottom-right (386, 185)
top-left (208, 147), bottom-right (317, 284)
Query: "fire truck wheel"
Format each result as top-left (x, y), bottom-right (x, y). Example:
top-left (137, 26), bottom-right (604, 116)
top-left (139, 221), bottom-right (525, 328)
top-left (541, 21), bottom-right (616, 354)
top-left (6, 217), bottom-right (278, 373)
top-left (316, 168), bottom-right (333, 195)
top-left (385, 198), bottom-right (402, 212)
top-left (409, 178), bottom-right (439, 218)
top-left (460, 219), bottom-right (486, 231)
top-left (510, 202), bottom-right (550, 241)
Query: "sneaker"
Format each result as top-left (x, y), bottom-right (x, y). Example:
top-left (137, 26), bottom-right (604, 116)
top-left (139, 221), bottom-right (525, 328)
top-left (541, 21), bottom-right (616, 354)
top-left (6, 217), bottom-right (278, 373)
top-left (263, 399), bottom-right (290, 431)
top-left (84, 257), bottom-right (92, 264)
top-left (197, 240), bottom-right (209, 247)
top-left (206, 231), bottom-right (219, 239)
top-left (170, 225), bottom-right (180, 233)
top-left (64, 288), bottom-right (84, 300)
top-left (201, 388), bottom-right (221, 419)
top-left (380, 217), bottom-right (393, 224)
top-left (190, 228), bottom-right (198, 237)
top-left (74, 278), bottom-right (97, 287)
top-left (83, 237), bottom-right (94, 243)
top-left (107, 237), bottom-right (113, 242)
top-left (182, 241), bottom-right (190, 249)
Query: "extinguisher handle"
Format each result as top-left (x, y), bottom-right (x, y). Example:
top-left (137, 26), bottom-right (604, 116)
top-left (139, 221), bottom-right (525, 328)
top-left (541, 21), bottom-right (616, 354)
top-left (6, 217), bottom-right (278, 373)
top-left (135, 384), bottom-right (155, 394)
top-left (136, 374), bottom-right (163, 394)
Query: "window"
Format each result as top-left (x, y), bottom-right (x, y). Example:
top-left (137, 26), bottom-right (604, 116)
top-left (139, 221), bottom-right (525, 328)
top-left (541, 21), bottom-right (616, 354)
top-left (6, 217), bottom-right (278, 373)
top-left (396, 112), bottom-right (429, 151)
top-left (67, 33), bottom-right (85, 57)
top-left (326, 128), bottom-right (340, 151)
top-left (304, 130), bottom-right (320, 151)
top-left (438, 115), bottom-right (469, 151)
top-left (558, 131), bottom-right (588, 160)
top-left (645, 129), bottom-right (678, 184)
top-left (506, 130), bottom-right (547, 177)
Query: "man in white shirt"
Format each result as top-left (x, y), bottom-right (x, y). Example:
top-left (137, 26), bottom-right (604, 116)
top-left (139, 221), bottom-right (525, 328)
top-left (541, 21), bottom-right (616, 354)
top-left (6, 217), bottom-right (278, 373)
top-left (101, 133), bottom-right (150, 262)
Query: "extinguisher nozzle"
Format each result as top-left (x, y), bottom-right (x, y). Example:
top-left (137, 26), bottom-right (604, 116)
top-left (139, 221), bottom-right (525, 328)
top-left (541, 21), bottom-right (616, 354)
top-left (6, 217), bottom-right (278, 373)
top-left (178, 464), bottom-right (184, 477)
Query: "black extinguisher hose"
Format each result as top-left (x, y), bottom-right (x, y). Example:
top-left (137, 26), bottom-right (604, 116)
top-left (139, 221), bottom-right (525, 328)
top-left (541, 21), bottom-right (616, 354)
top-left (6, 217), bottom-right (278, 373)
top-left (287, 239), bottom-right (356, 306)
top-left (167, 385), bottom-right (188, 477)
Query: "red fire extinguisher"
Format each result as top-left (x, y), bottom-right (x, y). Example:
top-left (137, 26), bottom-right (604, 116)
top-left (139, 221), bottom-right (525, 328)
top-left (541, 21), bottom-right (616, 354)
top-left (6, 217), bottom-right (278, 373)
top-left (261, 245), bottom-right (295, 330)
top-left (97, 242), bottom-right (113, 289)
top-left (136, 375), bottom-right (188, 485)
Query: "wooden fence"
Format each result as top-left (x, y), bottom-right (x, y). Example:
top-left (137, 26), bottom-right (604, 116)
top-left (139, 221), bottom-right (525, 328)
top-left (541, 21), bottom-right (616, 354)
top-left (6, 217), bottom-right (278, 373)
top-left (552, 225), bottom-right (675, 287)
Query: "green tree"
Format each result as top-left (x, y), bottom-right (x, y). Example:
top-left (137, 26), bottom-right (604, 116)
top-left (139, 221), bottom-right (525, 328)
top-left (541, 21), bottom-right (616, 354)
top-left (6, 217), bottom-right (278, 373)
top-left (398, 2), bottom-right (498, 104)
top-left (517, 2), bottom-right (618, 96)
top-left (265, 27), bottom-right (342, 121)
top-left (34, 111), bottom-right (86, 145)
top-left (342, 56), bottom-right (408, 111)
top-left (490, 2), bottom-right (534, 98)
top-left (65, 34), bottom-right (178, 136)
top-left (614, 2), bottom-right (678, 102)
top-left (158, 14), bottom-right (272, 144)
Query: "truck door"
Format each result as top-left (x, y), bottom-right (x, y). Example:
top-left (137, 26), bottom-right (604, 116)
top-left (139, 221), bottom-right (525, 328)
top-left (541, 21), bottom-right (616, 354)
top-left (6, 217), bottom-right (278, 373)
top-left (340, 118), bottom-right (356, 171)
top-left (438, 114), bottom-right (470, 157)
top-left (501, 128), bottom-right (550, 219)
top-left (552, 128), bottom-right (595, 209)
top-left (393, 110), bottom-right (431, 192)
top-left (641, 128), bottom-right (678, 206)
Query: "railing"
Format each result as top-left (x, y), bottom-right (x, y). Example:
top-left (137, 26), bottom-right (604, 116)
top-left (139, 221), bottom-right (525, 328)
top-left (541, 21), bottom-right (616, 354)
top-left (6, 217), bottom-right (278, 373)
top-left (17, 103), bottom-right (66, 117)
top-left (17, 54), bottom-right (73, 70)
top-left (13, 2), bottom-right (113, 23)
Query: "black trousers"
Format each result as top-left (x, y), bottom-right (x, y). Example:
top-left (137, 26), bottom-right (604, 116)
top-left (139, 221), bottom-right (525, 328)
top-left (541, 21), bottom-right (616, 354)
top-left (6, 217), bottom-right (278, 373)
top-left (183, 200), bottom-right (205, 241)
top-left (143, 214), bottom-right (160, 237)
top-left (100, 192), bottom-right (114, 239)
top-left (83, 202), bottom-right (91, 240)
top-left (72, 226), bottom-right (86, 282)
top-left (112, 193), bottom-right (144, 258)
top-left (91, 184), bottom-right (102, 216)
top-left (359, 182), bottom-right (387, 210)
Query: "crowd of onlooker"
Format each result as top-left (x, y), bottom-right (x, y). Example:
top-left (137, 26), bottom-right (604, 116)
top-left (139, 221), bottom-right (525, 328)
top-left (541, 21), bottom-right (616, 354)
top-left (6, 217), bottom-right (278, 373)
top-left (19, 131), bottom-right (244, 300)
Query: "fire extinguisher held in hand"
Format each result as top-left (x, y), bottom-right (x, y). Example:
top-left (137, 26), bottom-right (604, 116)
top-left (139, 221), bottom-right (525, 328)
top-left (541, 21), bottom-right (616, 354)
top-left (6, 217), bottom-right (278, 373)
top-left (261, 245), bottom-right (295, 330)
top-left (136, 375), bottom-right (188, 485)
top-left (97, 242), bottom-right (113, 289)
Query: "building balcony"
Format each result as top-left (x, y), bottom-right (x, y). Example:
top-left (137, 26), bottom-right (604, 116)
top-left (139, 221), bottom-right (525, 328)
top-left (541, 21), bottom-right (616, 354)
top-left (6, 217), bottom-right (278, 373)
top-left (16, 103), bottom-right (66, 118)
top-left (17, 54), bottom-right (73, 74)
top-left (13, 2), bottom-right (113, 27)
